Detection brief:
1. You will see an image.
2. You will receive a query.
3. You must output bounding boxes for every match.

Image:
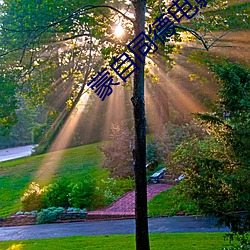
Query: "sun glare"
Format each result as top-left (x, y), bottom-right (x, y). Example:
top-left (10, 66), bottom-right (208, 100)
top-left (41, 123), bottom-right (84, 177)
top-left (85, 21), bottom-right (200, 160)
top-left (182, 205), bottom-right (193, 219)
top-left (114, 24), bottom-right (124, 38)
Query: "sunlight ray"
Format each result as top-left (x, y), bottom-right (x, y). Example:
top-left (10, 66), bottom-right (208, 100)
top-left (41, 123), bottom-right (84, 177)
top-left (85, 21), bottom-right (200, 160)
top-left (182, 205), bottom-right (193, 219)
top-left (35, 93), bottom-right (89, 184)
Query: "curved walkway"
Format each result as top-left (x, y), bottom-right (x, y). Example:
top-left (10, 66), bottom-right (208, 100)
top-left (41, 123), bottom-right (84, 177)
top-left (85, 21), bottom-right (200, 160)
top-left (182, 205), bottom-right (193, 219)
top-left (88, 184), bottom-right (171, 219)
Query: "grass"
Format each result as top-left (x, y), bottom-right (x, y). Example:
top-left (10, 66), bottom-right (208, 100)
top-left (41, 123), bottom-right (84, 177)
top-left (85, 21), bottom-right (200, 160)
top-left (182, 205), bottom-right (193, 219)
top-left (0, 233), bottom-right (231, 250)
top-left (148, 186), bottom-right (199, 217)
top-left (0, 143), bottom-right (104, 217)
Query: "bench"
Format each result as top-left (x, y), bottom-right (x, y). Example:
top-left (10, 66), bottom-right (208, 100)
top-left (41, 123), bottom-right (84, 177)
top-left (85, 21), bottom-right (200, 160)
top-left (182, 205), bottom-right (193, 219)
top-left (175, 174), bottom-right (185, 182)
top-left (149, 168), bottom-right (165, 184)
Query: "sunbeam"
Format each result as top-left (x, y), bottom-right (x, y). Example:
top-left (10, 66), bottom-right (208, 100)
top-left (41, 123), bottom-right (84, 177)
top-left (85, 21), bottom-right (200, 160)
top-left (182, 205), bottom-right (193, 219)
top-left (35, 93), bottom-right (89, 184)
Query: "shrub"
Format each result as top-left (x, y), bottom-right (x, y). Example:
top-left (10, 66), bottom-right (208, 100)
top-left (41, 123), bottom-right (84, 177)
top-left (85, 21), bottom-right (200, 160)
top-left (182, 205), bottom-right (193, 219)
top-left (36, 206), bottom-right (64, 224)
top-left (68, 180), bottom-right (94, 209)
top-left (93, 177), bottom-right (134, 209)
top-left (92, 178), bottom-right (117, 209)
top-left (223, 233), bottom-right (250, 250)
top-left (43, 177), bottom-right (71, 208)
top-left (21, 182), bottom-right (45, 211)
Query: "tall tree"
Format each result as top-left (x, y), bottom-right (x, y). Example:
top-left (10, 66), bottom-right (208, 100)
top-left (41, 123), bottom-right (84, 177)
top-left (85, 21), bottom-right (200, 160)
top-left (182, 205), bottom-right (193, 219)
top-left (131, 1), bottom-right (149, 249)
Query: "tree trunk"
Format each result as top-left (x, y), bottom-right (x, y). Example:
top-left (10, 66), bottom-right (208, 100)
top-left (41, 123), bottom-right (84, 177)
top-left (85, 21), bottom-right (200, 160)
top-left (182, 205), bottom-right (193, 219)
top-left (131, 1), bottom-right (150, 250)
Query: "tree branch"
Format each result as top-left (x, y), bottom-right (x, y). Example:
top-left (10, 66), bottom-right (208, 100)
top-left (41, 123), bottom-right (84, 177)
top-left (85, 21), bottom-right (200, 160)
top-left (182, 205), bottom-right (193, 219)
top-left (0, 4), bottom-right (134, 57)
top-left (174, 25), bottom-right (230, 51)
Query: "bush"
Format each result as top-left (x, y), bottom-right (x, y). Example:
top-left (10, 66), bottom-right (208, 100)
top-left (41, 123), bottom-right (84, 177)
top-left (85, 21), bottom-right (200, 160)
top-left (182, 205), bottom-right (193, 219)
top-left (92, 177), bottom-right (134, 209)
top-left (36, 206), bottom-right (64, 224)
top-left (43, 177), bottom-right (71, 208)
top-left (68, 180), bottom-right (94, 209)
top-left (223, 233), bottom-right (250, 250)
top-left (21, 182), bottom-right (45, 211)
top-left (92, 178), bottom-right (117, 209)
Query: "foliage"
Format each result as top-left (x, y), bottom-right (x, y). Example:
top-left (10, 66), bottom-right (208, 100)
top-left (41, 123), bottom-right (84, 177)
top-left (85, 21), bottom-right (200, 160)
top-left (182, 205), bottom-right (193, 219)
top-left (93, 178), bottom-right (118, 208)
top-left (147, 122), bottom-right (206, 166)
top-left (20, 182), bottom-right (45, 212)
top-left (18, 159), bottom-right (133, 213)
top-left (0, 142), bottom-right (102, 217)
top-left (0, 104), bottom-right (44, 149)
top-left (0, 74), bottom-right (18, 136)
top-left (99, 124), bottom-right (134, 178)
top-left (43, 178), bottom-right (71, 208)
top-left (36, 206), bottom-right (64, 224)
top-left (67, 207), bottom-right (86, 213)
top-left (93, 177), bottom-right (134, 208)
top-left (167, 61), bottom-right (250, 233)
top-left (194, 2), bottom-right (250, 31)
top-left (223, 233), bottom-right (250, 250)
top-left (68, 179), bottom-right (94, 209)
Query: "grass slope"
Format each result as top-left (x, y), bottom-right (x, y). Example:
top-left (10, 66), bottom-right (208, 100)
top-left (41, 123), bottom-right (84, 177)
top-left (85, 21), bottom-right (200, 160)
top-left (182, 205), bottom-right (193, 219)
top-left (148, 186), bottom-right (199, 217)
top-left (0, 143), bottom-right (103, 217)
top-left (0, 233), bottom-right (230, 250)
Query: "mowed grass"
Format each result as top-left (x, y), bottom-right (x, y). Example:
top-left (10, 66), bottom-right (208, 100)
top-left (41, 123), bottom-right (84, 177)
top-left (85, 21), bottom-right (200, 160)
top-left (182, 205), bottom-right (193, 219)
top-left (148, 186), bottom-right (199, 217)
top-left (0, 143), bottom-right (103, 217)
top-left (0, 233), bottom-right (230, 250)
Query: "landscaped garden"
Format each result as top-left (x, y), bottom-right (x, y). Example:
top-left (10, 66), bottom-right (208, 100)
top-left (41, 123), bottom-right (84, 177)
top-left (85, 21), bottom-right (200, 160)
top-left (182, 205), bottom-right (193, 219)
top-left (0, 1), bottom-right (249, 249)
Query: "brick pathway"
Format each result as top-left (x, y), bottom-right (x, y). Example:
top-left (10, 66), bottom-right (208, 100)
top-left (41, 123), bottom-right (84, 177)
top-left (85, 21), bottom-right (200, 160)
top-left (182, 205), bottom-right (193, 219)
top-left (88, 184), bottom-right (171, 219)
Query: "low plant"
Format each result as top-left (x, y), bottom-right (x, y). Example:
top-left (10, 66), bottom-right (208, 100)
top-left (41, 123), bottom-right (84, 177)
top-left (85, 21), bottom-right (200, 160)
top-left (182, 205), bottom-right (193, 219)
top-left (36, 206), bottom-right (64, 224)
top-left (92, 178), bottom-right (117, 208)
top-left (20, 182), bottom-right (45, 211)
top-left (67, 207), bottom-right (87, 213)
top-left (93, 177), bottom-right (134, 209)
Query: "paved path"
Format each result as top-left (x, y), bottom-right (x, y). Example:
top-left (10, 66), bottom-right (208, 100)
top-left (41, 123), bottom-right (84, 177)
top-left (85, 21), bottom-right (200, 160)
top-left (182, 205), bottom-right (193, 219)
top-left (0, 145), bottom-right (37, 162)
top-left (88, 184), bottom-right (171, 218)
top-left (0, 216), bottom-right (230, 241)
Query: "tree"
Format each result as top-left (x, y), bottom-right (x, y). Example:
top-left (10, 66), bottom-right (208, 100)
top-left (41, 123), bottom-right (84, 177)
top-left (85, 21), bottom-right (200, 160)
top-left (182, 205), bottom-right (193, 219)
top-left (168, 61), bottom-right (250, 233)
top-left (99, 124), bottom-right (133, 178)
top-left (0, 73), bottom-right (18, 136)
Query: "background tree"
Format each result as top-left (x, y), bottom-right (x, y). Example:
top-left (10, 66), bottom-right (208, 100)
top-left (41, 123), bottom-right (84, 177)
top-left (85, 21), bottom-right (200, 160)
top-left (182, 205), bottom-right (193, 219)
top-left (0, 73), bottom-right (18, 136)
top-left (168, 61), bottom-right (250, 233)
top-left (99, 124), bottom-right (133, 178)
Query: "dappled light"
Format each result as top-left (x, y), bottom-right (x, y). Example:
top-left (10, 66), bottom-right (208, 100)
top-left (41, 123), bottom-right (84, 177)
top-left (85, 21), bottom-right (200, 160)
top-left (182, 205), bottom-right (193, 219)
top-left (6, 243), bottom-right (23, 250)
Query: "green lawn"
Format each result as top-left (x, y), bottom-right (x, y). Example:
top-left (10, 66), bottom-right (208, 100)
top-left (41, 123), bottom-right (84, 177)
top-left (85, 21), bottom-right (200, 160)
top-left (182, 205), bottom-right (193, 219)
top-left (0, 143), bottom-right (104, 217)
top-left (148, 186), bottom-right (199, 217)
top-left (0, 233), bottom-right (230, 250)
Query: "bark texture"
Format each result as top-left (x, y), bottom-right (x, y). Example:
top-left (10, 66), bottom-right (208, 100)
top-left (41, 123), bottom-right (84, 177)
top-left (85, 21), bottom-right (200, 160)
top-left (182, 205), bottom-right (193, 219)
top-left (131, 1), bottom-right (150, 250)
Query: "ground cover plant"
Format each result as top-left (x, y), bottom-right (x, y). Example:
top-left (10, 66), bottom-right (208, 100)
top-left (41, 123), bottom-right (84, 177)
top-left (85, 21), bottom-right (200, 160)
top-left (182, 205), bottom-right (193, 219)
top-left (0, 233), bottom-right (231, 250)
